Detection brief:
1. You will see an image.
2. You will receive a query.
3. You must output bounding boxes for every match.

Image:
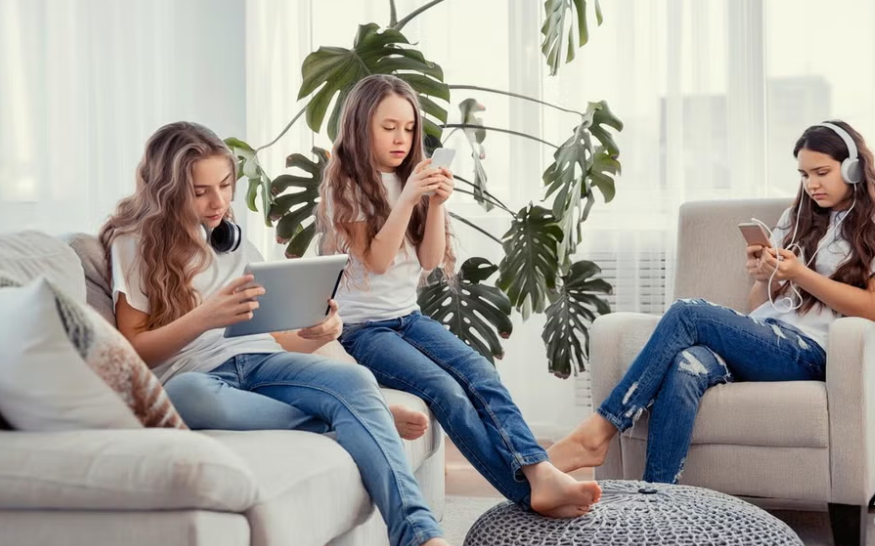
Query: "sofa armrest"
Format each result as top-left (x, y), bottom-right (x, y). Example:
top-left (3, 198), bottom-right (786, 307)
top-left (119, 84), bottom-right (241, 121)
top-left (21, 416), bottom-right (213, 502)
top-left (826, 316), bottom-right (875, 505)
top-left (589, 312), bottom-right (661, 480)
top-left (0, 428), bottom-right (258, 512)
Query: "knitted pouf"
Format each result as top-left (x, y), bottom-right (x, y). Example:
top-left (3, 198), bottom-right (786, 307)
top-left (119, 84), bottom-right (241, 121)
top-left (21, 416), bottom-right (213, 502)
top-left (463, 480), bottom-right (803, 546)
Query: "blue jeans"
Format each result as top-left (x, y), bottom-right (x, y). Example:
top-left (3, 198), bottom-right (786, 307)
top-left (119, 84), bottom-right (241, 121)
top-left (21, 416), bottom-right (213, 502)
top-left (340, 311), bottom-right (549, 508)
top-left (600, 298), bottom-right (827, 484)
top-left (163, 352), bottom-right (442, 546)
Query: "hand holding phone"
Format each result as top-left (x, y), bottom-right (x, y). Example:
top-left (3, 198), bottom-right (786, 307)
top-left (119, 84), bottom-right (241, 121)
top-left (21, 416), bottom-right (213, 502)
top-left (426, 148), bottom-right (455, 196)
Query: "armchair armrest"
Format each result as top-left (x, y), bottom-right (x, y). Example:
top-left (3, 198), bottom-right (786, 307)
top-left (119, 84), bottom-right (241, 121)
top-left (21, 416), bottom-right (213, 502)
top-left (826, 316), bottom-right (875, 505)
top-left (589, 312), bottom-right (661, 479)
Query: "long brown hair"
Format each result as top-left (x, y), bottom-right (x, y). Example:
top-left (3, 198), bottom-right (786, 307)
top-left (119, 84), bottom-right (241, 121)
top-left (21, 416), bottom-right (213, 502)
top-left (317, 74), bottom-right (455, 274)
top-left (100, 121), bottom-right (236, 330)
top-left (773, 120), bottom-right (875, 313)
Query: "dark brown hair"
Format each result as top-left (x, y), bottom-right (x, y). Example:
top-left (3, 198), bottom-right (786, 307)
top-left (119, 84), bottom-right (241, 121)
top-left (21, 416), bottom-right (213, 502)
top-left (774, 120), bottom-right (875, 313)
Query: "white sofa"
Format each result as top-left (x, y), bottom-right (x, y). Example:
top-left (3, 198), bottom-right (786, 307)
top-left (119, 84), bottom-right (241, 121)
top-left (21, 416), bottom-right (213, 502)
top-left (590, 199), bottom-right (875, 546)
top-left (0, 231), bottom-right (445, 546)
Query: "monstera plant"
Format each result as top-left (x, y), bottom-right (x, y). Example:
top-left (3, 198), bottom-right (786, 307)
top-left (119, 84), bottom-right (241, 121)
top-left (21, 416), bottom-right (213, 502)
top-left (227, 0), bottom-right (621, 378)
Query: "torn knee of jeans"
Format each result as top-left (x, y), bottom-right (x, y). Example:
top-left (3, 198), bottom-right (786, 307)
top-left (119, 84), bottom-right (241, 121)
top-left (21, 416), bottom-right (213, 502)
top-left (678, 350), bottom-right (709, 377)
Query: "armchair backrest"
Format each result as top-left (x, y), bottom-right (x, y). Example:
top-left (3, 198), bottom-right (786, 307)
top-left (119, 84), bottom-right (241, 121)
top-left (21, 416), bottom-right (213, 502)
top-left (673, 199), bottom-right (789, 312)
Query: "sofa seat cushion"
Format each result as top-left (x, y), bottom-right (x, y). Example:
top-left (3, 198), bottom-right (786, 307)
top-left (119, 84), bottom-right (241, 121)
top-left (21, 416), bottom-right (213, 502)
top-left (203, 390), bottom-right (440, 546)
top-left (204, 430), bottom-right (372, 546)
top-left (0, 429), bottom-right (258, 511)
top-left (625, 380), bottom-right (828, 448)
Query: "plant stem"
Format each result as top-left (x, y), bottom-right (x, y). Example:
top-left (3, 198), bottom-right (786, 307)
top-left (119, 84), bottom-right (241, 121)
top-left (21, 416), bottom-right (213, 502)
top-left (256, 105), bottom-right (308, 153)
top-left (443, 124), bottom-right (558, 149)
top-left (389, 0), bottom-right (398, 26)
top-left (448, 212), bottom-right (504, 245)
top-left (394, 0), bottom-right (446, 31)
top-left (449, 85), bottom-right (585, 116)
top-left (453, 174), bottom-right (512, 211)
top-left (453, 187), bottom-right (514, 215)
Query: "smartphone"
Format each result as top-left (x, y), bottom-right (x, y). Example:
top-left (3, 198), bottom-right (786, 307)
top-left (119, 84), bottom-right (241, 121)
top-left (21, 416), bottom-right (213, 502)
top-left (738, 222), bottom-right (772, 248)
top-left (426, 148), bottom-right (455, 196)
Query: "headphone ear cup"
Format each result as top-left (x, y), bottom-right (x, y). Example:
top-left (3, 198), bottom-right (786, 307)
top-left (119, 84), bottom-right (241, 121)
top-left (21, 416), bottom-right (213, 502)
top-left (842, 158), bottom-right (863, 184)
top-left (209, 219), bottom-right (242, 253)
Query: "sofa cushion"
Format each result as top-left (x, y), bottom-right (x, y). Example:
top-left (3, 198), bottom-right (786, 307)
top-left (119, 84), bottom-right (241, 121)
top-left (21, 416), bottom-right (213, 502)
top-left (204, 430), bottom-right (372, 546)
top-left (61, 232), bottom-right (115, 326)
top-left (0, 230), bottom-right (86, 303)
top-left (203, 388), bottom-right (440, 546)
top-left (0, 276), bottom-right (186, 430)
top-left (626, 380), bottom-right (828, 448)
top-left (0, 429), bottom-right (258, 511)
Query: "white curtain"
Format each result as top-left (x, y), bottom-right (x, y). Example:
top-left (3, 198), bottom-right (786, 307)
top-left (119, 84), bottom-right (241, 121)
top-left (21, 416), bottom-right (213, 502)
top-left (0, 0), bottom-right (248, 236)
top-left (245, 0), bottom-right (875, 438)
top-left (6, 0), bottom-right (871, 439)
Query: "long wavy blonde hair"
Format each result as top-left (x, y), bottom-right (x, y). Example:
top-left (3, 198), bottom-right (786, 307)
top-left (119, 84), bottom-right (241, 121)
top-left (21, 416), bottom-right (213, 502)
top-left (100, 121), bottom-right (236, 330)
top-left (316, 74), bottom-right (455, 274)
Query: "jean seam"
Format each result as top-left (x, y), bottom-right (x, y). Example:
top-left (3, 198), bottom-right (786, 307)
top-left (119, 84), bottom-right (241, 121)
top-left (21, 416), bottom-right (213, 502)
top-left (364, 362), bottom-right (525, 503)
top-left (400, 319), bottom-right (538, 472)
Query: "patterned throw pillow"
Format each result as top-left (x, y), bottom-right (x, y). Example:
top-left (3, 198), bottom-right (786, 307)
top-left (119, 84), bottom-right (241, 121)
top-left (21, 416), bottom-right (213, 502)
top-left (0, 274), bottom-right (187, 430)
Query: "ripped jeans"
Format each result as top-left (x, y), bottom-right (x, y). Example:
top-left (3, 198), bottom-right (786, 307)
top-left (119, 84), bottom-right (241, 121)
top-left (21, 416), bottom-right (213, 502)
top-left (598, 298), bottom-right (826, 484)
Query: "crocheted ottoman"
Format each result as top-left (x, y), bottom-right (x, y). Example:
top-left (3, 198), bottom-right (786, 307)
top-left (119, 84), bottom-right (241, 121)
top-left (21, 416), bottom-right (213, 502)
top-left (463, 480), bottom-right (803, 545)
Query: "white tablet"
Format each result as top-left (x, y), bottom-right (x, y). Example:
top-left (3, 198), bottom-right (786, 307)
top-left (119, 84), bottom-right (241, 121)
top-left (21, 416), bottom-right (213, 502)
top-left (224, 254), bottom-right (349, 338)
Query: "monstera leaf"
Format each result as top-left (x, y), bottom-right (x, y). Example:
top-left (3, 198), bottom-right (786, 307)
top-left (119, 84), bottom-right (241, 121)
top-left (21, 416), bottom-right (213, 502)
top-left (225, 138), bottom-right (273, 226)
top-left (298, 23), bottom-right (449, 141)
top-left (418, 258), bottom-right (513, 364)
top-left (497, 205), bottom-right (563, 320)
top-left (457, 97), bottom-right (491, 210)
top-left (543, 101), bottom-right (622, 262)
top-left (270, 147), bottom-right (329, 258)
top-left (542, 260), bottom-right (612, 378)
top-left (541, 0), bottom-right (603, 76)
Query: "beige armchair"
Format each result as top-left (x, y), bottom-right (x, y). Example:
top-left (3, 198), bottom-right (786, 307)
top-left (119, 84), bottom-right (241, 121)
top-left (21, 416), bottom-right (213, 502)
top-left (590, 199), bottom-right (875, 546)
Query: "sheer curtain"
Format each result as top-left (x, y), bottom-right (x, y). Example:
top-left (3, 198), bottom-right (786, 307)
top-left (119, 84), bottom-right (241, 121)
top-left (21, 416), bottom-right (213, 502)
top-left (0, 0), bottom-right (248, 236)
top-left (244, 0), bottom-right (875, 438)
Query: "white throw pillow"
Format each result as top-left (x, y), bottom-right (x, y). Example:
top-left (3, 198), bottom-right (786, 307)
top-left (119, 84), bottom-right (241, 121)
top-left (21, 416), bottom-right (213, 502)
top-left (0, 277), bottom-right (157, 431)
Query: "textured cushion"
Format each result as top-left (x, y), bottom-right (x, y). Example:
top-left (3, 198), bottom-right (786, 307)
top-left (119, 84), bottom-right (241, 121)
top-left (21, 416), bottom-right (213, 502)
top-left (61, 232), bottom-right (115, 326)
top-left (0, 429), bottom-right (258, 512)
top-left (625, 380), bottom-right (829, 448)
top-left (464, 480), bottom-right (803, 546)
top-left (0, 230), bottom-right (86, 303)
top-left (0, 276), bottom-right (185, 430)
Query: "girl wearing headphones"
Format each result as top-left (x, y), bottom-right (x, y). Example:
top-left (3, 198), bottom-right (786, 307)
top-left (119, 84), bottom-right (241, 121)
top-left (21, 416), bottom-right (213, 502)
top-left (101, 122), bottom-right (451, 546)
top-left (548, 120), bottom-right (875, 483)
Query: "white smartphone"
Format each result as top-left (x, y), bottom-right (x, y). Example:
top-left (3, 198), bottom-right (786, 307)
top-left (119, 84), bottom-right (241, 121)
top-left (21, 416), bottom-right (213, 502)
top-left (738, 222), bottom-right (772, 248)
top-left (426, 148), bottom-right (456, 196)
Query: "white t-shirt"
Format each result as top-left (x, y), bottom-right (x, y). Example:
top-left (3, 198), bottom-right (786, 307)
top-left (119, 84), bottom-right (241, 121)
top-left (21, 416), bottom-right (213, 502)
top-left (328, 172), bottom-right (423, 324)
top-left (749, 207), bottom-right (873, 349)
top-left (111, 234), bottom-right (283, 383)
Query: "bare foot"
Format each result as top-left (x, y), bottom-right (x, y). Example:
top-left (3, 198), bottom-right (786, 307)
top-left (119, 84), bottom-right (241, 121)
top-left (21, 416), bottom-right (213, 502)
top-left (548, 414), bottom-right (616, 473)
top-left (422, 538), bottom-right (451, 546)
top-left (389, 404), bottom-right (429, 440)
top-left (524, 462), bottom-right (602, 518)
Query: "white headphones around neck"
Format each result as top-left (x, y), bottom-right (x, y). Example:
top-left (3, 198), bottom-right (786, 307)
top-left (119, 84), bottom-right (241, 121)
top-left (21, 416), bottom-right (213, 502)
top-left (816, 122), bottom-right (863, 184)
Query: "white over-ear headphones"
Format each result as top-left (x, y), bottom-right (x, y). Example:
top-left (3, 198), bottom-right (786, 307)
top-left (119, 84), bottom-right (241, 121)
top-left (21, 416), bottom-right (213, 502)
top-left (816, 122), bottom-right (863, 184)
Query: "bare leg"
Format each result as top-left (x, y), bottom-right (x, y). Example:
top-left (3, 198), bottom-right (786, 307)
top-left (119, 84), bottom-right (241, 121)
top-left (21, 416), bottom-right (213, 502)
top-left (547, 413), bottom-right (618, 473)
top-left (522, 461), bottom-right (603, 518)
top-left (389, 404), bottom-right (429, 440)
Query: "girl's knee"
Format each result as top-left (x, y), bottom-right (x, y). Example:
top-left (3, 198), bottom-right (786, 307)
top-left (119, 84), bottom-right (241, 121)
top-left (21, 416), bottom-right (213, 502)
top-left (163, 373), bottom-right (224, 428)
top-left (335, 363), bottom-right (380, 391)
